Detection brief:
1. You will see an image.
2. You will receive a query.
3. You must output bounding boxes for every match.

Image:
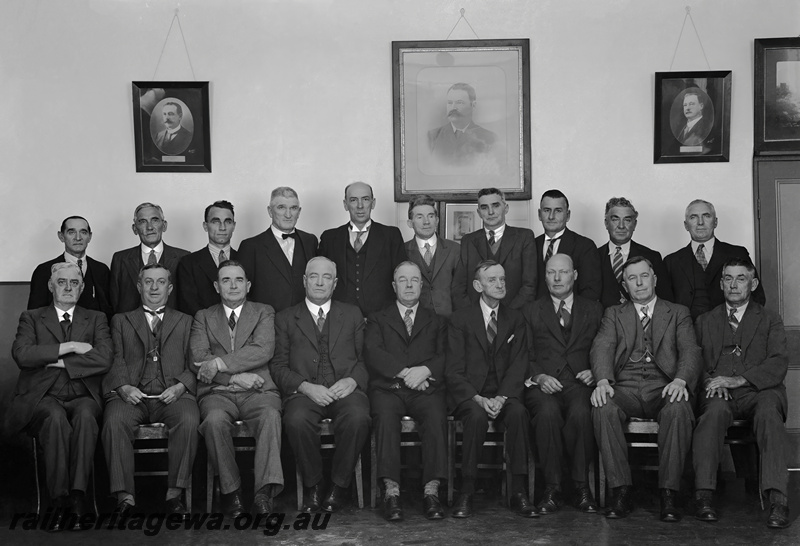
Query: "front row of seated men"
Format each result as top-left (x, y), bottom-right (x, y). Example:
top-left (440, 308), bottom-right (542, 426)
top-left (10, 250), bottom-right (790, 529)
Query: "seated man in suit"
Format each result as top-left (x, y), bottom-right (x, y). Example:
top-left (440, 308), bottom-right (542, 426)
top-left (446, 260), bottom-right (536, 518)
top-left (405, 195), bottom-right (459, 316)
top-left (664, 199), bottom-right (766, 319)
top-left (191, 260), bottom-right (283, 517)
top-left (365, 261), bottom-right (448, 521)
top-left (270, 257), bottom-right (371, 512)
top-left (535, 189), bottom-right (601, 301)
top-left (318, 182), bottom-right (407, 316)
top-left (102, 264), bottom-right (198, 517)
top-left (177, 200), bottom-right (238, 317)
top-left (11, 262), bottom-right (113, 530)
top-left (523, 254), bottom-right (603, 515)
top-left (28, 216), bottom-right (113, 319)
top-left (111, 202), bottom-right (189, 313)
top-left (598, 197), bottom-right (673, 308)
top-left (692, 258), bottom-right (790, 528)
top-left (451, 187), bottom-right (536, 311)
top-left (238, 187), bottom-right (318, 313)
top-left (590, 256), bottom-right (700, 522)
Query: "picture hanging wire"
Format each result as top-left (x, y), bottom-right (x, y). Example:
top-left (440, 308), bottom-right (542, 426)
top-left (151, 7), bottom-right (197, 80)
top-left (445, 8), bottom-right (480, 40)
top-left (669, 6), bottom-right (712, 71)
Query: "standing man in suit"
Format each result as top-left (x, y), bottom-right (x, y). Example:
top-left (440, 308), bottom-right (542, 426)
top-left (692, 258), bottom-right (790, 528)
top-left (238, 187), bottom-right (318, 313)
top-left (318, 182), bottom-right (407, 316)
top-left (404, 195), bottom-right (459, 316)
top-left (451, 187), bottom-right (536, 311)
top-left (523, 254), bottom-right (602, 515)
top-left (598, 197), bottom-right (672, 308)
top-left (365, 261), bottom-right (449, 521)
top-left (664, 199), bottom-right (766, 319)
top-left (11, 262), bottom-right (113, 530)
top-left (111, 202), bottom-right (189, 313)
top-left (177, 200), bottom-right (238, 317)
top-left (446, 260), bottom-right (536, 518)
top-left (191, 260), bottom-right (283, 517)
top-left (590, 256), bottom-right (700, 522)
top-left (270, 257), bottom-right (371, 513)
top-left (535, 189), bottom-right (602, 301)
top-left (102, 264), bottom-right (198, 517)
top-left (28, 216), bottom-right (113, 319)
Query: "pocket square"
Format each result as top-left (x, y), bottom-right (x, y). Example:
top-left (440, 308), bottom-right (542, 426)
top-left (506, 334), bottom-right (515, 343)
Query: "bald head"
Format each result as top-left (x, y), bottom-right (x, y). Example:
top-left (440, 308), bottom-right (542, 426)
top-left (343, 181), bottom-right (376, 229)
top-left (545, 253), bottom-right (577, 299)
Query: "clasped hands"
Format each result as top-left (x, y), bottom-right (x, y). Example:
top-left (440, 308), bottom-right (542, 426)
top-left (396, 365), bottom-right (432, 391)
top-left (473, 394), bottom-right (506, 419)
top-left (532, 370), bottom-right (594, 394)
top-left (117, 383), bottom-right (186, 406)
top-left (299, 378), bottom-right (357, 407)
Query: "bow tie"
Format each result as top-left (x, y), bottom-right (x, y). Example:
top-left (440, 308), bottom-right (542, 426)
top-left (282, 231), bottom-right (298, 240)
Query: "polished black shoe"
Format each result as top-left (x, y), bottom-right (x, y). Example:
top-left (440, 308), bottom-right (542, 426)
top-left (383, 495), bottom-right (404, 522)
top-left (302, 483), bottom-right (325, 513)
top-left (112, 500), bottom-right (134, 520)
top-left (536, 486), bottom-right (561, 515)
top-left (221, 489), bottom-right (245, 518)
top-left (694, 496), bottom-right (718, 522)
top-left (766, 503), bottom-right (790, 529)
top-left (510, 492), bottom-right (539, 518)
top-left (451, 493), bottom-right (473, 518)
top-left (321, 484), bottom-right (350, 512)
top-left (604, 486), bottom-right (632, 519)
top-left (574, 486), bottom-right (598, 513)
top-left (660, 489), bottom-right (681, 523)
top-left (252, 493), bottom-right (273, 515)
top-left (68, 494), bottom-right (90, 530)
top-left (165, 497), bottom-right (189, 518)
top-left (46, 498), bottom-right (69, 532)
top-left (423, 494), bottom-right (445, 520)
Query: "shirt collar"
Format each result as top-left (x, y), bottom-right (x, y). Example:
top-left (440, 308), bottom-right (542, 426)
top-left (397, 301), bottom-right (420, 318)
top-left (350, 220), bottom-right (372, 233)
top-left (222, 303), bottom-right (243, 320)
top-left (685, 115), bottom-right (703, 131)
top-left (451, 121), bottom-right (472, 133)
top-left (270, 224), bottom-right (296, 242)
top-left (484, 224), bottom-right (506, 238)
top-left (141, 241), bottom-right (164, 257)
top-left (479, 297), bottom-right (499, 322)
top-left (726, 301), bottom-right (749, 320)
top-left (550, 292), bottom-right (574, 312)
top-left (635, 297), bottom-right (657, 317)
top-left (55, 306), bottom-right (76, 321)
top-left (415, 234), bottom-right (437, 250)
top-left (545, 228), bottom-right (566, 242)
top-left (608, 241), bottom-right (631, 255)
top-left (691, 237), bottom-right (715, 254)
top-left (305, 298), bottom-right (331, 318)
top-left (63, 252), bottom-right (86, 264)
top-left (165, 124), bottom-right (182, 135)
top-left (207, 243), bottom-right (232, 259)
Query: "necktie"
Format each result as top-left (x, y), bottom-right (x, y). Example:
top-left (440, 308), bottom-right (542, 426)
top-left (545, 237), bottom-right (560, 264)
top-left (282, 232), bottom-right (298, 240)
top-left (147, 250), bottom-right (157, 265)
top-left (61, 312), bottom-right (72, 339)
top-left (404, 308), bottom-right (414, 336)
top-left (423, 243), bottom-right (433, 267)
top-left (316, 308), bottom-right (326, 331)
top-left (487, 310), bottom-right (497, 344)
top-left (77, 259), bottom-right (83, 275)
top-left (558, 300), bottom-right (571, 329)
top-left (612, 246), bottom-right (623, 283)
top-left (144, 307), bottom-right (164, 336)
top-left (218, 250), bottom-right (227, 263)
top-left (728, 308), bottom-right (739, 332)
top-left (488, 230), bottom-right (496, 247)
top-left (695, 244), bottom-right (708, 270)
top-left (354, 231), bottom-right (364, 252)
top-left (641, 306), bottom-right (651, 333)
top-left (228, 310), bottom-right (237, 331)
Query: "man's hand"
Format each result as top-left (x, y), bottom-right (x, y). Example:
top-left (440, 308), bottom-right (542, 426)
top-left (487, 396), bottom-right (507, 419)
top-left (46, 359), bottom-right (67, 369)
top-left (575, 370), bottom-right (595, 387)
top-left (196, 358), bottom-right (220, 384)
top-left (705, 375), bottom-right (747, 392)
top-left (473, 395), bottom-right (494, 417)
top-left (403, 366), bottom-right (432, 390)
top-left (59, 341), bottom-right (93, 356)
top-left (329, 377), bottom-right (357, 400)
top-left (706, 386), bottom-right (731, 400)
top-left (299, 382), bottom-right (336, 407)
top-left (591, 379), bottom-right (614, 407)
top-left (229, 373), bottom-right (265, 391)
top-left (159, 383), bottom-right (186, 405)
top-left (118, 385), bottom-right (145, 406)
top-left (534, 374), bottom-right (563, 395)
top-left (661, 378), bottom-right (688, 403)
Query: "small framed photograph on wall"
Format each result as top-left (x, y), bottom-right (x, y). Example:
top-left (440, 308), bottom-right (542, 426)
top-left (442, 203), bottom-right (481, 243)
top-left (654, 71), bottom-right (731, 164)
top-left (132, 81), bottom-right (211, 172)
top-left (754, 38), bottom-right (800, 154)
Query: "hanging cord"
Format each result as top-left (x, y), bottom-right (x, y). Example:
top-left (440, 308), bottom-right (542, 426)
top-left (152, 8), bottom-right (197, 80)
top-left (445, 8), bottom-right (480, 40)
top-left (669, 6), bottom-right (711, 71)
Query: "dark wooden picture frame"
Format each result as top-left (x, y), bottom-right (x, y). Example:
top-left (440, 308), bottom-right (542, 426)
top-left (754, 38), bottom-right (800, 155)
top-left (441, 202), bottom-right (481, 243)
top-left (393, 39), bottom-right (531, 202)
top-left (132, 81), bottom-right (211, 172)
top-left (654, 71), bottom-right (731, 164)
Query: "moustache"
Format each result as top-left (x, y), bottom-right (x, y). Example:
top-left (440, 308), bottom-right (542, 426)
top-left (447, 110), bottom-right (462, 118)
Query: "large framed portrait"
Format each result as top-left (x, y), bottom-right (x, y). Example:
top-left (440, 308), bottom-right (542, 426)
top-left (393, 39), bottom-right (531, 202)
top-left (654, 71), bottom-right (731, 164)
top-left (132, 81), bottom-right (211, 172)
top-left (441, 203), bottom-right (481, 242)
top-left (754, 38), bottom-right (800, 154)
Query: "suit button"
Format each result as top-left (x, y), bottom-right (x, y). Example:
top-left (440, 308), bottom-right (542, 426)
top-left (313, 359), bottom-right (317, 363)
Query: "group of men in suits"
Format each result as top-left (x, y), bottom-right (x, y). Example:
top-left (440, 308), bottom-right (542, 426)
top-left (10, 184), bottom-right (789, 530)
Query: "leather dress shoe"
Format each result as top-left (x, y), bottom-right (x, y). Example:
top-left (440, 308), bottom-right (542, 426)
top-left (165, 497), bottom-right (189, 518)
top-left (112, 500), bottom-right (134, 520)
top-left (604, 486), bottom-right (632, 519)
top-left (302, 483), bottom-right (325, 513)
top-left (451, 493), bottom-right (473, 518)
top-left (423, 494), bottom-right (445, 520)
top-left (574, 486), bottom-right (598, 513)
top-left (221, 489), bottom-right (245, 518)
top-left (46, 497), bottom-right (69, 532)
top-left (68, 494), bottom-right (90, 530)
top-left (694, 496), bottom-right (718, 522)
top-left (321, 485), bottom-right (350, 512)
top-left (536, 487), bottom-right (561, 515)
top-left (510, 492), bottom-right (539, 518)
top-left (252, 493), bottom-right (273, 515)
top-left (383, 495), bottom-right (404, 521)
top-left (660, 489), bottom-right (681, 523)
top-left (766, 503), bottom-right (790, 529)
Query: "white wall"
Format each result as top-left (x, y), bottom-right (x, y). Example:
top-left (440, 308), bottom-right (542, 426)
top-left (1, 0), bottom-right (797, 280)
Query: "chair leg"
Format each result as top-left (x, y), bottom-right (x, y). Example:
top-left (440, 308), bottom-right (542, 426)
top-left (354, 454), bottom-right (364, 509)
top-left (370, 430), bottom-right (378, 508)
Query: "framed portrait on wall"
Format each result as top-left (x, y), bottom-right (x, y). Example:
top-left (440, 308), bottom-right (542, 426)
top-left (754, 38), bottom-right (800, 154)
top-left (654, 71), bottom-right (731, 164)
top-left (393, 39), bottom-right (531, 202)
top-left (442, 203), bottom-right (481, 242)
top-left (132, 81), bottom-right (211, 172)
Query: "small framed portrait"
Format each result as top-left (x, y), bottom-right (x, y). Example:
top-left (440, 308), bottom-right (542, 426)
top-left (132, 81), bottom-right (211, 172)
top-left (654, 71), bottom-right (731, 164)
top-left (393, 39), bottom-right (531, 202)
top-left (754, 38), bottom-right (800, 154)
top-left (442, 203), bottom-right (481, 242)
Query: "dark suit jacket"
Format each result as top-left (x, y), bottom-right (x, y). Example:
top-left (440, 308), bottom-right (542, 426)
top-left (598, 241), bottom-right (674, 308)
top-left (405, 237), bottom-right (459, 316)
top-left (427, 122), bottom-right (497, 164)
top-left (28, 255), bottom-right (113, 318)
top-left (318, 222), bottom-right (407, 316)
top-left (155, 125), bottom-right (192, 155)
top-left (364, 303), bottom-right (447, 393)
top-left (445, 303), bottom-right (528, 408)
top-left (9, 305), bottom-right (113, 433)
top-left (678, 116), bottom-right (713, 146)
top-left (190, 301), bottom-right (278, 399)
top-left (110, 243), bottom-right (189, 314)
top-left (452, 226), bottom-right (537, 311)
top-left (270, 301), bottom-right (368, 399)
top-left (238, 228), bottom-right (317, 313)
top-left (694, 302), bottom-right (788, 409)
top-left (663, 240), bottom-right (766, 318)
top-left (523, 294), bottom-right (603, 380)
top-left (535, 228), bottom-right (602, 302)
top-left (176, 246), bottom-right (238, 317)
top-left (590, 299), bottom-right (701, 391)
top-left (103, 308), bottom-right (195, 397)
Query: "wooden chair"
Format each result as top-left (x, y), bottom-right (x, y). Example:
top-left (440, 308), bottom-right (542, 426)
top-left (133, 423), bottom-right (192, 512)
top-left (32, 437), bottom-right (98, 516)
top-left (205, 420), bottom-right (254, 512)
top-left (369, 416), bottom-right (425, 508)
top-left (725, 419), bottom-right (763, 510)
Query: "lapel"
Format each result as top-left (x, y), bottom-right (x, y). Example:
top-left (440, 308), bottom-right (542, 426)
top-left (327, 302), bottom-right (345, 353)
top-left (540, 299), bottom-right (567, 347)
top-left (129, 308), bottom-right (152, 348)
top-left (161, 245), bottom-right (179, 270)
top-left (123, 247), bottom-right (143, 295)
top-left (567, 297), bottom-right (586, 348)
top-left (198, 248), bottom-right (220, 287)
top-left (651, 299), bottom-right (670, 354)
top-left (738, 303), bottom-right (760, 354)
top-left (69, 306), bottom-right (90, 341)
top-left (558, 229), bottom-right (577, 256)
top-left (159, 308), bottom-right (181, 345)
top-left (362, 223), bottom-right (382, 281)
top-left (42, 306), bottom-right (66, 343)
top-left (492, 304), bottom-right (511, 355)
top-left (618, 302), bottom-right (638, 353)
top-left (385, 305), bottom-right (410, 341)
top-left (208, 304), bottom-right (232, 351)
top-left (234, 302), bottom-right (258, 349)
top-left (705, 241), bottom-right (727, 281)
top-left (677, 244), bottom-right (696, 286)
top-left (708, 305), bottom-right (726, 366)
top-left (405, 240), bottom-right (431, 282)
top-left (260, 231), bottom-right (293, 283)
top-left (470, 231), bottom-right (489, 261)
top-left (469, 304), bottom-right (490, 356)
top-left (496, 227), bottom-right (517, 265)
top-left (411, 305), bottom-right (433, 341)
top-left (296, 303), bottom-right (319, 350)
top-left (431, 237), bottom-right (451, 280)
